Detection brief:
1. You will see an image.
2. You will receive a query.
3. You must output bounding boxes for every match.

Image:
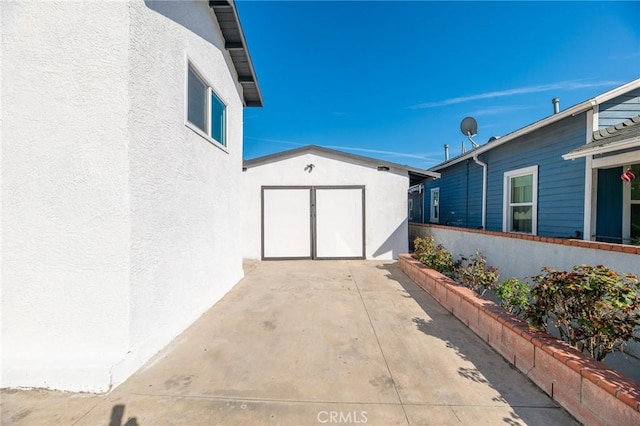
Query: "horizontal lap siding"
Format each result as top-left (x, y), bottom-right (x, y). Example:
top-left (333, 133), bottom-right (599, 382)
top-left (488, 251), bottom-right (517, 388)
top-left (599, 88), bottom-right (640, 128)
top-left (484, 114), bottom-right (586, 237)
top-left (467, 164), bottom-right (483, 229)
top-left (422, 161), bottom-right (483, 228)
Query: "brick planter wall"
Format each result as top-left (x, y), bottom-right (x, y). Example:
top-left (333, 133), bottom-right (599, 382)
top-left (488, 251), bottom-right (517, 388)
top-left (399, 253), bottom-right (640, 426)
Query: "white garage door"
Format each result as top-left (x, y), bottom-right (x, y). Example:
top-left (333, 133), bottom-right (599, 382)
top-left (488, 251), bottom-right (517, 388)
top-left (315, 187), bottom-right (364, 259)
top-left (261, 186), bottom-right (365, 260)
top-left (262, 187), bottom-right (312, 259)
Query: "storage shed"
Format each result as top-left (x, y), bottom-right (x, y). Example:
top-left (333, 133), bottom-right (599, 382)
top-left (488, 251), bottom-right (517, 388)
top-left (241, 145), bottom-right (438, 260)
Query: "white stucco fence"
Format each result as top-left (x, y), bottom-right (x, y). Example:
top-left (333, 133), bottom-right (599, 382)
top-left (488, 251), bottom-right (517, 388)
top-left (410, 224), bottom-right (640, 280)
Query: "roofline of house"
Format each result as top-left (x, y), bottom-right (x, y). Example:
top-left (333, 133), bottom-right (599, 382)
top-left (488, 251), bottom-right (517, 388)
top-left (562, 137), bottom-right (640, 160)
top-left (430, 78), bottom-right (640, 171)
top-left (243, 145), bottom-right (441, 180)
top-left (209, 0), bottom-right (263, 107)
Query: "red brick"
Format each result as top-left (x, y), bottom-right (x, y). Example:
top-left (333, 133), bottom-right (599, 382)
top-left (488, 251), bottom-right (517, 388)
top-left (455, 296), bottom-right (477, 327)
top-left (616, 388), bottom-right (640, 413)
top-left (555, 394), bottom-right (606, 426)
top-left (481, 304), bottom-right (504, 321)
top-left (501, 315), bottom-right (529, 332)
top-left (476, 308), bottom-right (502, 346)
top-left (507, 328), bottom-right (535, 374)
top-left (538, 347), bottom-right (580, 400)
top-left (444, 288), bottom-right (461, 315)
top-left (498, 326), bottom-right (522, 368)
top-left (432, 279), bottom-right (447, 305)
top-left (582, 376), bottom-right (640, 426)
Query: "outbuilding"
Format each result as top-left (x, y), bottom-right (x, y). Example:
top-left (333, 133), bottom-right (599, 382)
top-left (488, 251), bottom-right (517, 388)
top-left (241, 145), bottom-right (439, 260)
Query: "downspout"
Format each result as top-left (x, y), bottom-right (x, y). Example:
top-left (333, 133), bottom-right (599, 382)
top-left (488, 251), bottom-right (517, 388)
top-left (473, 154), bottom-right (487, 229)
top-left (420, 183), bottom-right (424, 223)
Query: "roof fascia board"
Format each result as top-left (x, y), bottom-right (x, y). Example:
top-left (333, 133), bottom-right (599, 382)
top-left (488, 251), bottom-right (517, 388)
top-left (209, 0), bottom-right (263, 107)
top-left (243, 145), bottom-right (440, 178)
top-left (430, 78), bottom-right (640, 172)
top-left (563, 138), bottom-right (640, 160)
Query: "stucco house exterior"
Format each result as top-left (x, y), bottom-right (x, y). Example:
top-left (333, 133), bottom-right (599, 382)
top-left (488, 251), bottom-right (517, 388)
top-left (410, 79), bottom-right (640, 245)
top-left (242, 145), bottom-right (438, 261)
top-left (1, 0), bottom-right (261, 392)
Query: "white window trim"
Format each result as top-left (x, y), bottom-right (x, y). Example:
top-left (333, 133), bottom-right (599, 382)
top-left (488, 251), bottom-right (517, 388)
top-left (430, 187), bottom-right (440, 224)
top-left (623, 163), bottom-right (640, 242)
top-left (184, 57), bottom-right (229, 153)
top-left (503, 165), bottom-right (538, 235)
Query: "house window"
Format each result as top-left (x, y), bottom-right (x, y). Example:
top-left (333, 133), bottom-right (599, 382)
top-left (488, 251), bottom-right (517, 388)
top-left (408, 198), bottom-right (414, 221)
top-left (187, 63), bottom-right (227, 147)
top-left (630, 164), bottom-right (640, 243)
top-left (430, 188), bottom-right (440, 223)
top-left (503, 166), bottom-right (538, 234)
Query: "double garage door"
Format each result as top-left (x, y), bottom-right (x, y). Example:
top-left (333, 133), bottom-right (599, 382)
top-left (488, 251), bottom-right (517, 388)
top-left (262, 186), bottom-right (365, 260)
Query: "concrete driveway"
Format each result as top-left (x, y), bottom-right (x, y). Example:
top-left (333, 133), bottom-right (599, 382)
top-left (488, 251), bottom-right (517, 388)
top-left (1, 260), bottom-right (578, 425)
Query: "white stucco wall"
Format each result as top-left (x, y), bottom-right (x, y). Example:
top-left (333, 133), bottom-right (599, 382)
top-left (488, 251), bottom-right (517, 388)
top-left (241, 152), bottom-right (409, 260)
top-left (1, 1), bottom-right (131, 391)
top-left (116, 0), bottom-right (245, 387)
top-left (2, 0), bottom-right (245, 392)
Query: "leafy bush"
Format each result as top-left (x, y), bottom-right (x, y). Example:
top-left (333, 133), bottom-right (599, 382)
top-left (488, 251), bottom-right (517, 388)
top-left (528, 265), bottom-right (640, 362)
top-left (495, 278), bottom-right (531, 317)
top-left (457, 250), bottom-right (499, 296)
top-left (413, 236), bottom-right (458, 278)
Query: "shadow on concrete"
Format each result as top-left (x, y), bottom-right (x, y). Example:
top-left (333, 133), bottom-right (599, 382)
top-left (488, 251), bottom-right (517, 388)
top-left (109, 404), bottom-right (139, 426)
top-left (376, 263), bottom-right (577, 426)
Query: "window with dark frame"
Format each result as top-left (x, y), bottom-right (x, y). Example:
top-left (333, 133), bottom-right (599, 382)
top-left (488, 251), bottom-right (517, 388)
top-left (187, 64), bottom-right (227, 147)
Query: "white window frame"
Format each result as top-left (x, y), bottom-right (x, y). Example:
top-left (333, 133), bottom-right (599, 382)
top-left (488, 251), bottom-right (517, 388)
top-left (623, 163), bottom-right (640, 243)
top-left (185, 59), bottom-right (228, 151)
top-left (430, 188), bottom-right (440, 223)
top-left (503, 166), bottom-right (538, 235)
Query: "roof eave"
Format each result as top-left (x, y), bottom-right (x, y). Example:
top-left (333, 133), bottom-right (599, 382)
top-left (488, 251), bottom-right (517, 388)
top-left (243, 145), bottom-right (440, 179)
top-left (562, 137), bottom-right (640, 160)
top-left (209, 0), bottom-right (263, 107)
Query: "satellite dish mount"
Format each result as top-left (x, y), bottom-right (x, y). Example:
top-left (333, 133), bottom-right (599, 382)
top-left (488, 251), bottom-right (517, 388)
top-left (460, 116), bottom-right (479, 149)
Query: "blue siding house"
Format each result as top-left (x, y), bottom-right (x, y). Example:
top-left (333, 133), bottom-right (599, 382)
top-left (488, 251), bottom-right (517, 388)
top-left (411, 79), bottom-right (640, 244)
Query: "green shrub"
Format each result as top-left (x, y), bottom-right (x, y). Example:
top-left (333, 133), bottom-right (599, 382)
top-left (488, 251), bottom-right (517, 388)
top-left (528, 265), bottom-right (640, 362)
top-left (457, 250), bottom-right (499, 296)
top-left (495, 278), bottom-right (531, 317)
top-left (412, 236), bottom-right (458, 278)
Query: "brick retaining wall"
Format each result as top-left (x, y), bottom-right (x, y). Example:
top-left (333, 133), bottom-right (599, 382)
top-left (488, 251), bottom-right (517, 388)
top-left (399, 253), bottom-right (640, 426)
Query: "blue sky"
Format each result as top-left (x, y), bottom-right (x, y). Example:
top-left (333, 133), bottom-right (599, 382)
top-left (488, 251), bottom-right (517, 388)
top-left (236, 0), bottom-right (640, 169)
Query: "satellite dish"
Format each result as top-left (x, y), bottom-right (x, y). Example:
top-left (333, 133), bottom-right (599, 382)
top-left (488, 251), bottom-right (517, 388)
top-left (460, 117), bottom-right (478, 137)
top-left (460, 117), bottom-right (479, 148)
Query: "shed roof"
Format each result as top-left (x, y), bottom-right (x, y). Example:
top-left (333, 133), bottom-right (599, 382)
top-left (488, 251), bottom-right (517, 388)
top-left (562, 114), bottom-right (640, 160)
top-left (243, 145), bottom-right (440, 186)
top-left (209, 0), bottom-right (263, 107)
top-left (430, 78), bottom-right (640, 171)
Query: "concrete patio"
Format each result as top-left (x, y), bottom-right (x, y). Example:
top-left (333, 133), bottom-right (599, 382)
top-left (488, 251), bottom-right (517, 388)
top-left (1, 260), bottom-right (578, 425)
